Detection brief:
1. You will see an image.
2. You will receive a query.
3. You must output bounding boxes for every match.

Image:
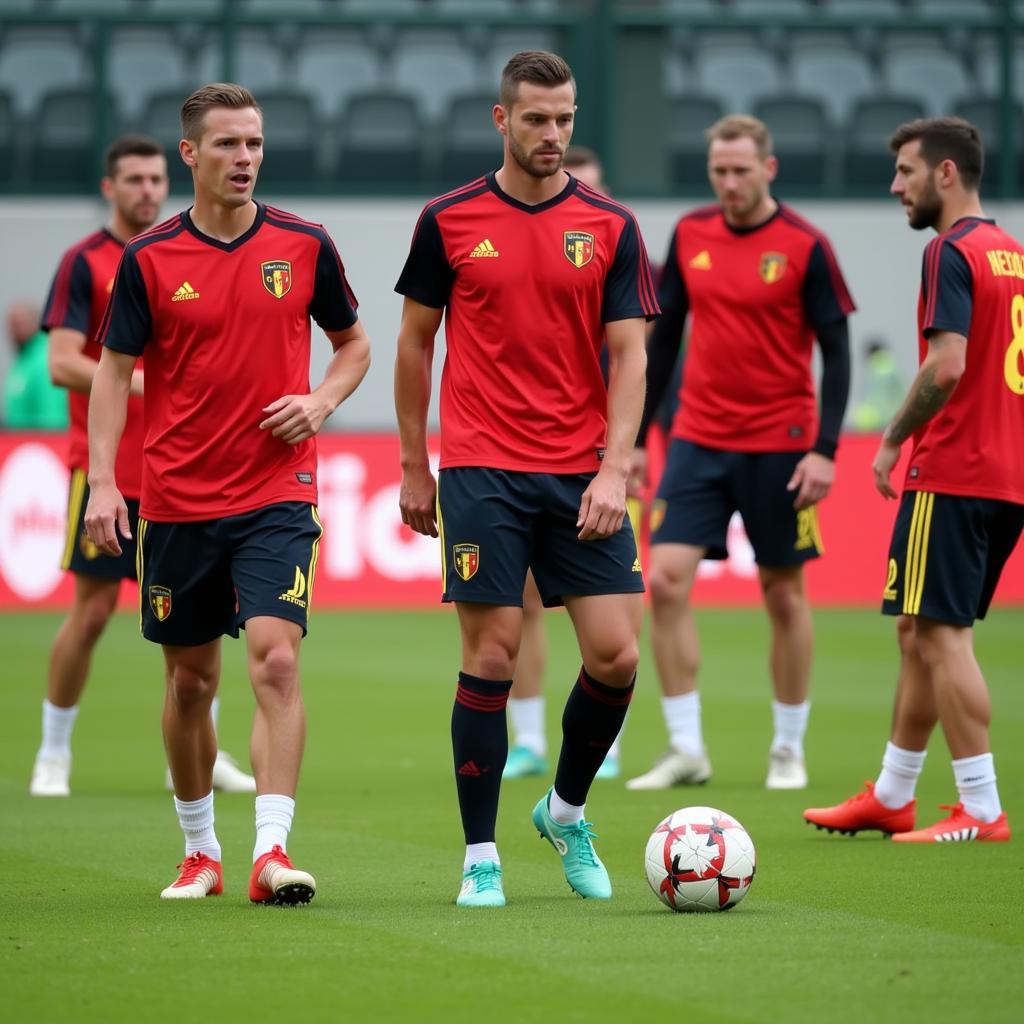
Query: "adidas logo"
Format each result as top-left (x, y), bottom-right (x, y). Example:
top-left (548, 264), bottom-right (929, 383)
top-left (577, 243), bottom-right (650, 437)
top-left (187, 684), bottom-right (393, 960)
top-left (934, 827), bottom-right (980, 842)
top-left (171, 281), bottom-right (200, 302)
top-left (457, 760), bottom-right (484, 777)
top-left (689, 250), bottom-right (712, 270)
top-left (469, 239), bottom-right (499, 258)
top-left (632, 557), bottom-right (642, 573)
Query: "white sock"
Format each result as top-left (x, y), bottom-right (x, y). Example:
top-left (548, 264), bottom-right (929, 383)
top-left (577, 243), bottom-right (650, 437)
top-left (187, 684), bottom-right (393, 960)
top-left (39, 699), bottom-right (79, 759)
top-left (874, 741), bottom-right (926, 809)
top-left (508, 696), bottom-right (546, 756)
top-left (254, 793), bottom-right (295, 860)
top-left (953, 752), bottom-right (1002, 823)
top-left (771, 700), bottom-right (810, 756)
top-left (548, 787), bottom-right (584, 825)
top-left (464, 842), bottom-right (499, 870)
top-left (662, 692), bottom-right (703, 757)
top-left (606, 708), bottom-right (628, 760)
top-left (210, 695), bottom-right (220, 734)
top-left (174, 792), bottom-right (221, 861)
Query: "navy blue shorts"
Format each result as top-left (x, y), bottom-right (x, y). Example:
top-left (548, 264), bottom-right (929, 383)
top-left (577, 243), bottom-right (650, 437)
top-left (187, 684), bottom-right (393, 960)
top-left (650, 439), bottom-right (823, 567)
top-left (62, 468), bottom-right (139, 581)
top-left (137, 501), bottom-right (324, 646)
top-left (882, 490), bottom-right (1024, 626)
top-left (437, 467), bottom-right (644, 607)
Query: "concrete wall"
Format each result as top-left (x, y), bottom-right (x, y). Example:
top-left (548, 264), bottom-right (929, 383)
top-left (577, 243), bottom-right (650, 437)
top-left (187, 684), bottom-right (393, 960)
top-left (3, 195), bottom-right (1022, 430)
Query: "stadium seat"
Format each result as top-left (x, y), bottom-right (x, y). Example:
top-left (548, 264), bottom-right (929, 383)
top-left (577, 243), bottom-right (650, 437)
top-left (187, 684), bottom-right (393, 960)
top-left (692, 43), bottom-right (784, 115)
top-left (28, 89), bottom-right (119, 190)
top-left (439, 91), bottom-right (502, 187)
top-left (843, 96), bottom-right (926, 192)
top-left (818, 0), bottom-right (902, 15)
top-left (953, 95), bottom-right (1024, 186)
top-left (666, 94), bottom-right (724, 187)
top-left (879, 37), bottom-right (974, 117)
top-left (789, 34), bottom-right (878, 123)
top-left (293, 30), bottom-right (382, 119)
top-left (334, 91), bottom-right (425, 187)
top-left (481, 29), bottom-right (561, 85)
top-left (660, 0), bottom-right (719, 13)
top-left (391, 32), bottom-right (479, 121)
top-left (194, 30), bottom-right (290, 95)
top-left (51, 0), bottom-right (134, 9)
top-left (0, 90), bottom-right (16, 184)
top-left (137, 90), bottom-right (193, 192)
top-left (974, 37), bottom-right (1024, 104)
top-left (731, 0), bottom-right (815, 14)
top-left (0, 27), bottom-right (90, 118)
top-left (754, 96), bottom-right (830, 189)
top-left (253, 91), bottom-right (320, 190)
top-left (108, 29), bottom-right (188, 121)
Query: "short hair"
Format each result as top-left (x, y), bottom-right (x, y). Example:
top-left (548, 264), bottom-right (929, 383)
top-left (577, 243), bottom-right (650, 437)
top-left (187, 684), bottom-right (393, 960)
top-left (499, 51), bottom-right (575, 108)
top-left (705, 114), bottom-right (774, 159)
top-left (104, 134), bottom-right (164, 177)
top-left (888, 116), bottom-right (983, 190)
top-left (563, 145), bottom-right (602, 171)
top-left (180, 82), bottom-right (261, 142)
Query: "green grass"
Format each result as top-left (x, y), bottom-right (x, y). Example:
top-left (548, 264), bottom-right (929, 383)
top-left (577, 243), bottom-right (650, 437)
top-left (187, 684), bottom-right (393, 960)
top-left (2, 608), bottom-right (1022, 1023)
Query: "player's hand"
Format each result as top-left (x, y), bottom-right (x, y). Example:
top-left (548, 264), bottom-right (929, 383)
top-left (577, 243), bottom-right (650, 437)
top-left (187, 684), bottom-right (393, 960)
top-left (627, 447), bottom-right (648, 499)
top-left (577, 465), bottom-right (627, 541)
top-left (872, 438), bottom-right (901, 500)
top-left (84, 481), bottom-right (131, 557)
top-left (260, 394), bottom-right (333, 444)
top-left (787, 452), bottom-right (834, 510)
top-left (399, 464), bottom-right (438, 538)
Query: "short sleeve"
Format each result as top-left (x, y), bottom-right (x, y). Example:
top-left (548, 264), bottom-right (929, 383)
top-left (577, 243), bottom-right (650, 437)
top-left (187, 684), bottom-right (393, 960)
top-left (801, 239), bottom-right (856, 333)
top-left (98, 247), bottom-right (152, 356)
top-left (42, 251), bottom-right (92, 335)
top-left (657, 227), bottom-right (689, 322)
top-left (394, 207), bottom-right (454, 309)
top-left (310, 230), bottom-right (359, 332)
top-left (921, 239), bottom-right (973, 338)
top-left (602, 214), bottom-right (660, 323)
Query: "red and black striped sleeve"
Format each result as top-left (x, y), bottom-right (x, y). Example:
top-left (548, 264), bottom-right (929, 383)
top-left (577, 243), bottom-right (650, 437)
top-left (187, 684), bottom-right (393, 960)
top-left (311, 227), bottom-right (359, 333)
top-left (602, 212), bottom-right (660, 323)
top-left (921, 237), bottom-right (973, 339)
top-left (42, 247), bottom-right (93, 334)
top-left (98, 246), bottom-right (152, 357)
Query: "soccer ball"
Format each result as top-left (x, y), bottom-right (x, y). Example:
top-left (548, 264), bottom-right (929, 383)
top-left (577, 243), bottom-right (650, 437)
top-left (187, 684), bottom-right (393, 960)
top-left (644, 805), bottom-right (756, 912)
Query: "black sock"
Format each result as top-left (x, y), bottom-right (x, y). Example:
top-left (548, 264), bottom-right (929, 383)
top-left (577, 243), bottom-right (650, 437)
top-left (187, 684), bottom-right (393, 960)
top-left (554, 668), bottom-right (634, 806)
top-left (451, 672), bottom-right (512, 844)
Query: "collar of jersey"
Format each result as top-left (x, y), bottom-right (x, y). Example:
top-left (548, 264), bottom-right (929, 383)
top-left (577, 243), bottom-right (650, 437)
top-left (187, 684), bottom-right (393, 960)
top-left (181, 202), bottom-right (267, 252)
top-left (720, 203), bottom-right (783, 237)
top-left (946, 215), bottom-right (996, 233)
top-left (485, 170), bottom-right (577, 214)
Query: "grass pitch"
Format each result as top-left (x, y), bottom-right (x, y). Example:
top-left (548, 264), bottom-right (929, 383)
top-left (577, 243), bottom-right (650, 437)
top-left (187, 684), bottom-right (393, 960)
top-left (2, 607), bottom-right (1022, 1023)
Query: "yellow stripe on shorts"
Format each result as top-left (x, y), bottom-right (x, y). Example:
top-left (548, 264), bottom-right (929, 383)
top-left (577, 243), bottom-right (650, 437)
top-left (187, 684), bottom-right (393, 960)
top-left (136, 516), bottom-right (148, 631)
top-left (307, 505), bottom-right (324, 615)
top-left (61, 468), bottom-right (87, 570)
top-left (903, 491), bottom-right (935, 615)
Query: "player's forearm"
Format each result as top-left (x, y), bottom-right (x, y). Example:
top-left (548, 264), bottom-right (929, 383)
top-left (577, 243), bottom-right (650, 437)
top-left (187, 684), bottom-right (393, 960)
top-left (314, 326), bottom-right (371, 414)
top-left (884, 335), bottom-right (965, 446)
top-left (394, 334), bottom-right (433, 469)
top-left (48, 332), bottom-right (97, 393)
top-left (605, 331), bottom-right (648, 473)
top-left (813, 318), bottom-right (851, 458)
top-left (87, 355), bottom-right (131, 486)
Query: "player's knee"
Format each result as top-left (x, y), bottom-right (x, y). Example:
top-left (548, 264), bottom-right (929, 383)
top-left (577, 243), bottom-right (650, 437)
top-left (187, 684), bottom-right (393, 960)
top-left (167, 663), bottom-right (216, 710)
top-left (895, 615), bottom-right (916, 658)
top-left (75, 588), bottom-right (117, 644)
top-left (913, 623), bottom-right (961, 670)
top-left (647, 563), bottom-right (691, 608)
top-left (762, 576), bottom-right (805, 627)
top-left (588, 638), bottom-right (640, 686)
top-left (254, 644), bottom-right (300, 694)
top-left (470, 643), bottom-right (517, 681)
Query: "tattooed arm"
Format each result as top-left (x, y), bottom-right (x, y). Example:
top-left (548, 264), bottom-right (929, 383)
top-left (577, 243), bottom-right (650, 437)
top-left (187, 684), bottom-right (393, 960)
top-left (871, 331), bottom-right (967, 499)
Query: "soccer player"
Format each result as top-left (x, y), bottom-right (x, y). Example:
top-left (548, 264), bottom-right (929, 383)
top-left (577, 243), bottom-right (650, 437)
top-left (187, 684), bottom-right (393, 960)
top-left (626, 114), bottom-right (854, 792)
top-left (395, 52), bottom-right (658, 907)
top-left (28, 135), bottom-right (255, 798)
top-left (84, 84), bottom-right (370, 900)
top-left (804, 117), bottom-right (1022, 843)
top-left (504, 144), bottom-right (625, 783)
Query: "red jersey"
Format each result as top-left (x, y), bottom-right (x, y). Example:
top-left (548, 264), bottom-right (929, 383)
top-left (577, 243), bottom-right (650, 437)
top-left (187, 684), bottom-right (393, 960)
top-left (42, 229), bottom-right (145, 498)
top-left (658, 203), bottom-right (854, 452)
top-left (395, 172), bottom-right (659, 473)
top-left (98, 204), bottom-right (359, 521)
top-left (904, 217), bottom-right (1024, 504)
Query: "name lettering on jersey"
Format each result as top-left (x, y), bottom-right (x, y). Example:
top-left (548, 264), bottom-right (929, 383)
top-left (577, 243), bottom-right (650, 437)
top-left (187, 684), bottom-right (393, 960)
top-left (563, 231), bottom-right (595, 269)
top-left (689, 250), bottom-right (712, 271)
top-left (171, 281), bottom-right (200, 302)
top-left (453, 543), bottom-right (479, 581)
top-left (261, 260), bottom-right (292, 298)
top-left (279, 566), bottom-right (308, 609)
top-left (470, 239), bottom-right (499, 258)
top-left (759, 252), bottom-right (787, 284)
top-left (986, 249), bottom-right (1024, 280)
top-left (149, 585), bottom-right (172, 621)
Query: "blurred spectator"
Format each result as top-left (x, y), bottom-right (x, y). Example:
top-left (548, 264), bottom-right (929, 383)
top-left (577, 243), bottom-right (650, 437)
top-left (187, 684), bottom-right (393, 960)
top-left (563, 145), bottom-right (605, 193)
top-left (3, 301), bottom-right (67, 429)
top-left (850, 337), bottom-right (906, 432)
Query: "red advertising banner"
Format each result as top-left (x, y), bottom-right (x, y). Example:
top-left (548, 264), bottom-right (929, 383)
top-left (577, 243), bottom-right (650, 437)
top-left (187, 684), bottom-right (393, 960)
top-left (1, 431), bottom-right (1022, 609)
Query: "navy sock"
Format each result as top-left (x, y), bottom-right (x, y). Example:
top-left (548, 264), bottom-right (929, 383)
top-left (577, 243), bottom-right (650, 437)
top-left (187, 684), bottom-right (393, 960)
top-left (451, 672), bottom-right (512, 844)
top-left (554, 668), bottom-right (635, 806)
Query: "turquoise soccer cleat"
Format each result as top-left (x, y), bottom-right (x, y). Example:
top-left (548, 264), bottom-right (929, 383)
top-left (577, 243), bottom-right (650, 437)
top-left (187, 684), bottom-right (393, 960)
top-left (456, 860), bottom-right (506, 908)
top-left (531, 789), bottom-right (612, 900)
top-left (503, 745), bottom-right (549, 779)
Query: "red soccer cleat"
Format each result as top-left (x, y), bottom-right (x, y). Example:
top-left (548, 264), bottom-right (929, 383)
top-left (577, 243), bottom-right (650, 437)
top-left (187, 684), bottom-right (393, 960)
top-left (249, 844), bottom-right (317, 905)
top-left (160, 852), bottom-right (224, 899)
top-left (891, 802), bottom-right (1011, 843)
top-left (803, 781), bottom-right (915, 836)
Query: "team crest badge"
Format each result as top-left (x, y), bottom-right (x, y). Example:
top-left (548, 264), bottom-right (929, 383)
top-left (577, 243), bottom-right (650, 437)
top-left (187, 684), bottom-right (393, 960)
top-left (261, 260), bottom-right (292, 299)
top-left (649, 499), bottom-right (667, 536)
top-left (758, 252), bottom-right (787, 284)
top-left (563, 231), bottom-right (595, 269)
top-left (149, 585), bottom-right (172, 621)
top-left (453, 543), bottom-right (480, 582)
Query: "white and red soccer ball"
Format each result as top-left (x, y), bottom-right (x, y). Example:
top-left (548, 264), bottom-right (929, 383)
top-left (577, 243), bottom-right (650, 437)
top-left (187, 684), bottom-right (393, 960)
top-left (645, 806), bottom-right (756, 912)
